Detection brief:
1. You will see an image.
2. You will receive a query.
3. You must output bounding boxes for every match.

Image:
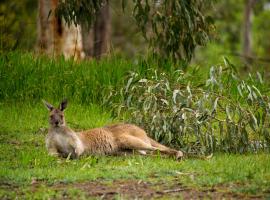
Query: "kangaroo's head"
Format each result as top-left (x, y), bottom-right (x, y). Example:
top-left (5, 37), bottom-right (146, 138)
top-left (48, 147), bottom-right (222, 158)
top-left (43, 99), bottom-right (68, 128)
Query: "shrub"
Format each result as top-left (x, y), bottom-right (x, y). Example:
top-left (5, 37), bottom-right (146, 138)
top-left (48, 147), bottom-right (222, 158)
top-left (110, 59), bottom-right (270, 155)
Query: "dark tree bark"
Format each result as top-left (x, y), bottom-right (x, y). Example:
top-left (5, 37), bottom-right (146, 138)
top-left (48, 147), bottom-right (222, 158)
top-left (94, 2), bottom-right (111, 58)
top-left (82, 26), bottom-right (94, 58)
top-left (51, 0), bottom-right (62, 55)
top-left (37, 0), bottom-right (52, 53)
top-left (82, 1), bottom-right (110, 59)
top-left (37, 0), bottom-right (48, 51)
top-left (243, 0), bottom-right (256, 65)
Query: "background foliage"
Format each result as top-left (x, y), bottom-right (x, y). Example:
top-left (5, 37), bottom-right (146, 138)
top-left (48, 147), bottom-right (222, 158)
top-left (1, 0), bottom-right (270, 71)
top-left (195, 0), bottom-right (270, 71)
top-left (56, 0), bottom-right (214, 62)
top-left (0, 0), bottom-right (37, 52)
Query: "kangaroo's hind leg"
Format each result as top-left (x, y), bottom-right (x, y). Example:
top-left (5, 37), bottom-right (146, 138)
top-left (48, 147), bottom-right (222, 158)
top-left (149, 138), bottom-right (184, 159)
top-left (118, 135), bottom-right (157, 151)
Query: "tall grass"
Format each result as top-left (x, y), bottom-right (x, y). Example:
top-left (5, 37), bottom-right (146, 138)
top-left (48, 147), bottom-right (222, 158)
top-left (0, 52), bottom-right (209, 105)
top-left (0, 52), bottom-right (139, 104)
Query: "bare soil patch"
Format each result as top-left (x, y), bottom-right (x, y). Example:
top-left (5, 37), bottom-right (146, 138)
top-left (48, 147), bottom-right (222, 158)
top-left (49, 179), bottom-right (264, 199)
top-left (1, 179), bottom-right (266, 199)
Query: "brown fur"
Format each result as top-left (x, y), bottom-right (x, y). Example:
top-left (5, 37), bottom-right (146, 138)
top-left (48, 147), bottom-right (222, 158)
top-left (43, 100), bottom-right (184, 159)
top-left (78, 128), bottom-right (117, 155)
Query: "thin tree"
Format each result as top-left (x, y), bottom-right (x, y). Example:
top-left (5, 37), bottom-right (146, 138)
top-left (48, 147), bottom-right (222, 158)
top-left (82, 1), bottom-right (110, 58)
top-left (243, 0), bottom-right (257, 66)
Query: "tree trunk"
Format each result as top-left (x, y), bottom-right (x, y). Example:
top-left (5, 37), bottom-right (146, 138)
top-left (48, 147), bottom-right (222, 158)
top-left (94, 2), bottom-right (111, 58)
top-left (243, 0), bottom-right (256, 66)
top-left (37, 0), bottom-right (84, 60)
top-left (51, 0), bottom-right (62, 56)
top-left (82, 1), bottom-right (110, 59)
top-left (82, 26), bottom-right (94, 58)
top-left (37, 0), bottom-right (52, 54)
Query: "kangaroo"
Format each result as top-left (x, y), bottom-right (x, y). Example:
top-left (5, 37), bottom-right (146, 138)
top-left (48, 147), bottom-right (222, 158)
top-left (43, 99), bottom-right (184, 159)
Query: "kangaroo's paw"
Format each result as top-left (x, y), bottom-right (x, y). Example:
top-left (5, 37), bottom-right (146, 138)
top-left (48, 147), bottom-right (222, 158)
top-left (176, 151), bottom-right (184, 160)
top-left (137, 150), bottom-right (147, 155)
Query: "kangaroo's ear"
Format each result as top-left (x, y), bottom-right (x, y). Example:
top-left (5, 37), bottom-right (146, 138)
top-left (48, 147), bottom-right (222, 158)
top-left (42, 100), bottom-right (54, 111)
top-left (60, 99), bottom-right (68, 111)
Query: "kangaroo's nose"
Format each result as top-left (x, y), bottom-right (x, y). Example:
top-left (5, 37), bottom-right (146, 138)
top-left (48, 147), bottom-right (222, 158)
top-left (55, 121), bottom-right (59, 125)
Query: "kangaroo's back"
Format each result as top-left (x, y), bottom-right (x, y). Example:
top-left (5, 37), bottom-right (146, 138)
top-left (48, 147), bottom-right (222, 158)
top-left (79, 128), bottom-right (118, 155)
top-left (104, 124), bottom-right (150, 140)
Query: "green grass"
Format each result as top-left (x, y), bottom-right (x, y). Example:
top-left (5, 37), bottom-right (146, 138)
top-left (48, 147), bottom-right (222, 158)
top-left (0, 51), bottom-right (211, 105)
top-left (1, 52), bottom-right (270, 198)
top-left (0, 52), bottom-right (136, 104)
top-left (0, 102), bottom-right (270, 199)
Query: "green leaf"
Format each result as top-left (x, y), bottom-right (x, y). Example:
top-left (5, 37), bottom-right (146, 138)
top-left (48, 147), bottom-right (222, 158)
top-left (226, 106), bottom-right (232, 121)
top-left (122, 0), bottom-right (127, 12)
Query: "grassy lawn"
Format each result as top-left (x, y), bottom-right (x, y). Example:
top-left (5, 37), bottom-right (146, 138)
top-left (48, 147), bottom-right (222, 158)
top-left (0, 102), bottom-right (269, 199)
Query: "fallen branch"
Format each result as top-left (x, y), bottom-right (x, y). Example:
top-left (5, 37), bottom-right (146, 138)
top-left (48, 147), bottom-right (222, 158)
top-left (157, 188), bottom-right (189, 194)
